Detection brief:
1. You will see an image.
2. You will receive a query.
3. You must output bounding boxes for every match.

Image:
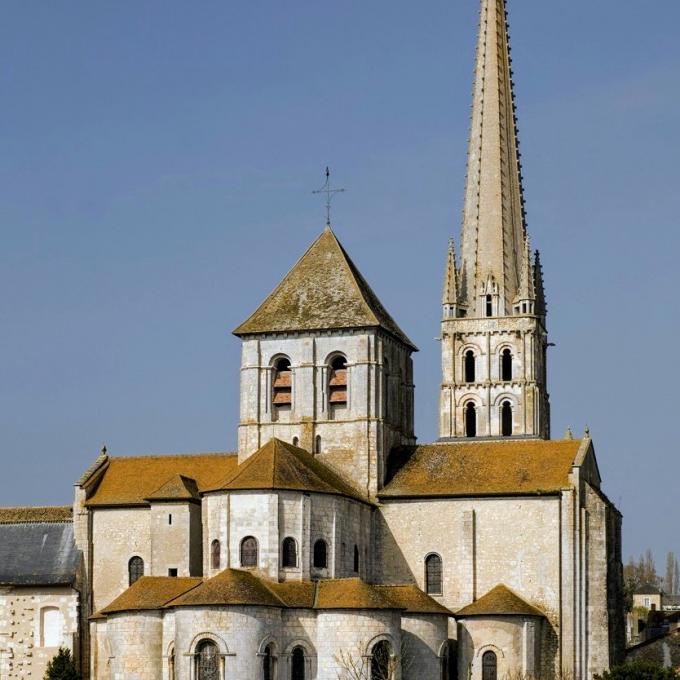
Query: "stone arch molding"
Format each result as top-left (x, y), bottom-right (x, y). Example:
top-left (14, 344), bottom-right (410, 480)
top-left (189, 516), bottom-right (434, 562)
top-left (324, 349), bottom-right (349, 366)
top-left (456, 393), bottom-right (485, 408)
top-left (475, 643), bottom-right (505, 659)
top-left (257, 634), bottom-right (278, 655)
top-left (269, 353), bottom-right (292, 368)
top-left (457, 342), bottom-right (483, 358)
top-left (188, 632), bottom-right (229, 656)
top-left (283, 639), bottom-right (315, 657)
top-left (365, 633), bottom-right (397, 657)
top-left (492, 393), bottom-right (518, 408)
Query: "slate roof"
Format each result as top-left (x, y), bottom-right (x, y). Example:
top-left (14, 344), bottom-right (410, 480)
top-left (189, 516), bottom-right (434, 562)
top-left (0, 521), bottom-right (80, 586)
top-left (456, 585), bottom-right (544, 618)
top-left (97, 571), bottom-right (452, 617)
top-left (0, 506), bottom-right (72, 524)
top-left (233, 227), bottom-right (417, 350)
top-left (85, 452), bottom-right (238, 507)
top-left (380, 439), bottom-right (581, 498)
top-left (207, 438), bottom-right (368, 504)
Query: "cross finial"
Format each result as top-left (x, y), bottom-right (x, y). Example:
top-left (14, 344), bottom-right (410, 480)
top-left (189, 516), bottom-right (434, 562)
top-left (312, 166), bottom-right (346, 226)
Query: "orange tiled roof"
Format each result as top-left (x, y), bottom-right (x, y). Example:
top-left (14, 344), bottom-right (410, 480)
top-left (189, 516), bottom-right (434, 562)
top-left (98, 576), bottom-right (202, 615)
top-left (146, 474), bottom-right (200, 502)
top-left (207, 439), bottom-right (368, 504)
top-left (376, 584), bottom-right (453, 616)
top-left (0, 506), bottom-right (72, 524)
top-left (233, 227), bottom-right (417, 350)
top-left (314, 578), bottom-right (395, 610)
top-left (380, 439), bottom-right (581, 498)
top-left (456, 584), bottom-right (545, 618)
top-left (86, 453), bottom-right (237, 507)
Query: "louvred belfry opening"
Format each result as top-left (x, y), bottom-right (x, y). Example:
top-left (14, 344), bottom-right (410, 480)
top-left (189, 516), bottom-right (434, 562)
top-left (328, 355), bottom-right (347, 405)
top-left (272, 357), bottom-right (292, 407)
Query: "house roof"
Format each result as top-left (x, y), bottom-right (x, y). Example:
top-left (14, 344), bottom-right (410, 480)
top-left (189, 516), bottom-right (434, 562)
top-left (207, 438), bottom-right (368, 504)
top-left (98, 577), bottom-right (202, 615)
top-left (233, 227), bottom-right (417, 351)
top-left (380, 438), bottom-right (581, 499)
top-left (145, 475), bottom-right (200, 502)
top-left (98, 571), bottom-right (451, 617)
top-left (456, 585), bottom-right (544, 618)
top-left (0, 521), bottom-right (80, 586)
top-left (635, 583), bottom-right (663, 595)
top-left (85, 452), bottom-right (238, 507)
top-left (0, 506), bottom-right (72, 524)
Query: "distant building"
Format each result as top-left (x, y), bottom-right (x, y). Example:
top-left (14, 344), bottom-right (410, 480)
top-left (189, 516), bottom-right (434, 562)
top-left (633, 584), bottom-right (663, 612)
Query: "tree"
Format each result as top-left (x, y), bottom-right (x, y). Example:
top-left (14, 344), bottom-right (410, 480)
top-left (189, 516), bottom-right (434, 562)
top-left (624, 550), bottom-right (663, 611)
top-left (664, 552), bottom-right (677, 597)
top-left (595, 660), bottom-right (679, 680)
top-left (674, 559), bottom-right (680, 597)
top-left (335, 639), bottom-right (413, 680)
top-left (44, 647), bottom-right (80, 680)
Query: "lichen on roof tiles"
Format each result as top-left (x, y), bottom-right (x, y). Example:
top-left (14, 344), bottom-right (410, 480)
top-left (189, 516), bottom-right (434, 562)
top-left (0, 506), bottom-right (72, 524)
top-left (85, 452), bottom-right (238, 507)
top-left (456, 584), bottom-right (545, 618)
top-left (380, 438), bottom-right (580, 498)
top-left (98, 576), bottom-right (202, 615)
top-left (207, 438), bottom-right (368, 503)
top-left (233, 227), bottom-right (417, 350)
top-left (146, 474), bottom-right (200, 502)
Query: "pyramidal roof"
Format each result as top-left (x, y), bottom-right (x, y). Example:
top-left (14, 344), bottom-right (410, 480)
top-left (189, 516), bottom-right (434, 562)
top-left (234, 227), bottom-right (417, 351)
top-left (207, 438), bottom-right (368, 503)
top-left (145, 474), bottom-right (200, 502)
top-left (456, 584), bottom-right (544, 618)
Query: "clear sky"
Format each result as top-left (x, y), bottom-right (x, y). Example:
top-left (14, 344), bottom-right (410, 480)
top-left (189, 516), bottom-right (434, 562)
top-left (1, 1), bottom-right (678, 568)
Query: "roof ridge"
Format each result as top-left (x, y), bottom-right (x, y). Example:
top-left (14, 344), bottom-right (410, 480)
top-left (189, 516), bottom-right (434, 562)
top-left (109, 451), bottom-right (236, 461)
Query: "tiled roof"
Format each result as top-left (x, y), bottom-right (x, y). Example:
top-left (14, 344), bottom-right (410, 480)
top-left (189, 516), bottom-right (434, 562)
top-left (208, 438), bottom-right (368, 504)
top-left (0, 522), bottom-right (79, 586)
top-left (98, 577), bottom-right (202, 615)
top-left (233, 227), bottom-right (417, 351)
top-left (376, 584), bottom-right (453, 616)
top-left (146, 475), bottom-right (200, 502)
top-left (97, 571), bottom-right (452, 617)
top-left (167, 569), bottom-right (284, 608)
top-left (456, 585), bottom-right (544, 618)
top-left (635, 583), bottom-right (663, 595)
top-left (0, 506), bottom-right (72, 524)
top-left (85, 452), bottom-right (238, 507)
top-left (380, 439), bottom-right (581, 498)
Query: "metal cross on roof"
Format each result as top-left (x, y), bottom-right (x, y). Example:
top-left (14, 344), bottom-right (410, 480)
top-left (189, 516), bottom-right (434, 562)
top-left (312, 167), bottom-right (346, 226)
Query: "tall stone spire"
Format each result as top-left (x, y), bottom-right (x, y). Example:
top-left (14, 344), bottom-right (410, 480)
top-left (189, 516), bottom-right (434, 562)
top-left (458, 0), bottom-right (527, 316)
top-left (442, 239), bottom-right (459, 318)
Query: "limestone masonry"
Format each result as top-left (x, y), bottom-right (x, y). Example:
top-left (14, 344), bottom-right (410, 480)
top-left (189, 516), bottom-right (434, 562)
top-left (0, 1), bottom-right (625, 678)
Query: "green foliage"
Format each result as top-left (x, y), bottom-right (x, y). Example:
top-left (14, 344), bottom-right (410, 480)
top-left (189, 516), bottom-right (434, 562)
top-left (595, 660), bottom-right (679, 680)
top-left (44, 647), bottom-right (80, 680)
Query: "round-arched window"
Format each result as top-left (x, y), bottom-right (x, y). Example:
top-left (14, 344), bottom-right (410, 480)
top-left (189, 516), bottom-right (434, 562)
top-left (501, 348), bottom-right (513, 381)
top-left (128, 556), bottom-right (144, 586)
top-left (465, 402), bottom-right (477, 438)
top-left (501, 400), bottom-right (512, 437)
top-left (240, 536), bottom-right (258, 568)
top-left (313, 539), bottom-right (327, 569)
top-left (272, 357), bottom-right (292, 409)
top-left (371, 640), bottom-right (391, 680)
top-left (195, 640), bottom-right (219, 680)
top-left (464, 350), bottom-right (476, 383)
top-left (482, 651), bottom-right (497, 680)
top-left (425, 553), bottom-right (443, 595)
top-left (211, 539), bottom-right (221, 570)
top-left (282, 537), bottom-right (298, 568)
top-left (291, 646), bottom-right (305, 680)
top-left (328, 355), bottom-right (348, 406)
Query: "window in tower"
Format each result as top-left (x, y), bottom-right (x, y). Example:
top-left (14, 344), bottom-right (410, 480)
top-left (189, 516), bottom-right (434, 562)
top-left (486, 294), bottom-right (493, 317)
top-left (464, 350), bottom-right (476, 383)
top-left (272, 356), bottom-right (292, 412)
top-left (501, 400), bottom-right (513, 437)
top-left (465, 402), bottom-right (477, 438)
top-left (328, 354), bottom-right (348, 408)
top-left (501, 348), bottom-right (513, 381)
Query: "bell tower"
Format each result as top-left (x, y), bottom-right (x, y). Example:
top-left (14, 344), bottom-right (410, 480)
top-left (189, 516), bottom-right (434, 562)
top-left (439, 0), bottom-right (550, 440)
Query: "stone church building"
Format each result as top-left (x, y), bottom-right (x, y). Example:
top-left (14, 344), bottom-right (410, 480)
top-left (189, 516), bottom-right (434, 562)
top-left (0, 1), bottom-right (625, 678)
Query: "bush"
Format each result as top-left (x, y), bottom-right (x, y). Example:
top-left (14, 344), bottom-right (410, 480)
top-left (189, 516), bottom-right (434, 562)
top-left (44, 647), bottom-right (80, 680)
top-left (595, 660), bottom-right (679, 680)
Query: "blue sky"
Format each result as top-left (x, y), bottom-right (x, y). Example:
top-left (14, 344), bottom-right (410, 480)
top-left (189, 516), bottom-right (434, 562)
top-left (1, 1), bottom-right (678, 568)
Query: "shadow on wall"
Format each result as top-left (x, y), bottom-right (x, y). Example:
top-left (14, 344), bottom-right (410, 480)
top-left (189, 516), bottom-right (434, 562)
top-left (373, 511), bottom-right (416, 585)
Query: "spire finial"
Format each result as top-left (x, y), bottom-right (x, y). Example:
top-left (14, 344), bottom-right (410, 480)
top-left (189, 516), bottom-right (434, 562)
top-left (312, 166), bottom-right (346, 227)
top-left (442, 238), bottom-right (460, 317)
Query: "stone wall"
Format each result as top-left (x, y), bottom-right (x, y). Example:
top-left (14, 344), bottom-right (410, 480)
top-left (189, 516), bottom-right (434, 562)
top-left (400, 614), bottom-right (449, 680)
top-left (0, 585), bottom-right (79, 680)
top-left (107, 612), bottom-right (163, 680)
top-left (150, 502), bottom-right (202, 578)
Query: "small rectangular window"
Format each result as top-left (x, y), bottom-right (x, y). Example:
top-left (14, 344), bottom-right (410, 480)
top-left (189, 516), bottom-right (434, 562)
top-left (168, 514), bottom-right (172, 525)
top-left (168, 568), bottom-right (178, 577)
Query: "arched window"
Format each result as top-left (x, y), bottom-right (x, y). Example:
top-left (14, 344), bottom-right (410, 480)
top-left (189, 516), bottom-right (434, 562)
top-left (263, 643), bottom-right (275, 680)
top-left (441, 641), bottom-right (457, 680)
top-left (314, 435), bottom-right (321, 455)
top-left (465, 402), bottom-right (477, 438)
top-left (292, 436), bottom-right (299, 447)
top-left (464, 350), bottom-right (476, 383)
top-left (371, 640), bottom-right (392, 680)
top-left (291, 646), bottom-right (306, 680)
top-left (128, 556), bottom-right (144, 586)
top-left (482, 651), bottom-right (497, 680)
top-left (282, 537), bottom-right (298, 568)
top-left (328, 355), bottom-right (348, 406)
top-left (425, 553), bottom-right (443, 595)
top-left (211, 539), bottom-right (221, 570)
top-left (501, 401), bottom-right (513, 437)
top-left (486, 294), bottom-right (493, 317)
top-left (169, 646), bottom-right (176, 680)
top-left (40, 607), bottom-right (63, 647)
top-left (195, 640), bottom-right (220, 680)
top-left (313, 539), bottom-right (328, 569)
top-left (353, 545), bottom-right (360, 573)
top-left (501, 348), bottom-right (512, 381)
top-left (272, 357), bottom-right (292, 409)
top-left (240, 536), bottom-right (258, 568)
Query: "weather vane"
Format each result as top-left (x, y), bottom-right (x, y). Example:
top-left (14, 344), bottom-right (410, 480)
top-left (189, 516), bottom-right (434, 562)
top-left (312, 167), bottom-right (346, 226)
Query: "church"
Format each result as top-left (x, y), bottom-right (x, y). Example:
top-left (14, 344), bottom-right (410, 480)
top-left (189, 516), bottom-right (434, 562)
top-left (0, 1), bottom-right (625, 679)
